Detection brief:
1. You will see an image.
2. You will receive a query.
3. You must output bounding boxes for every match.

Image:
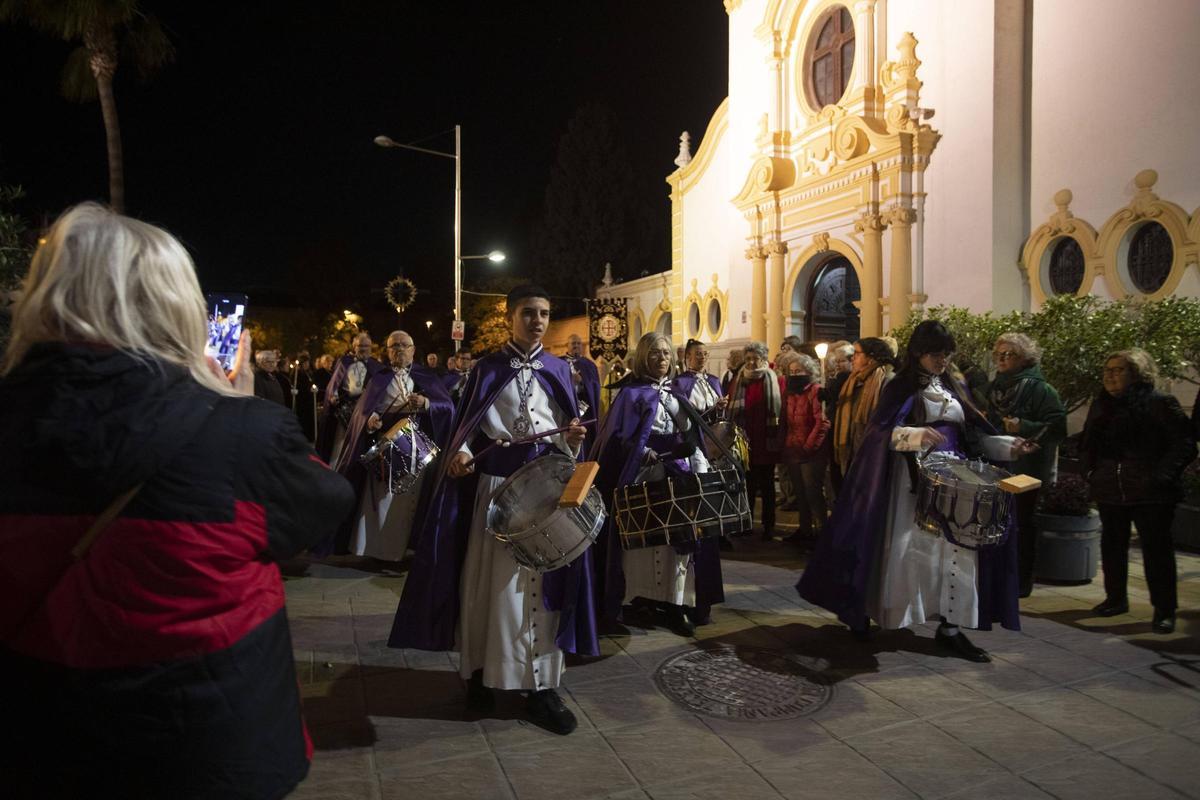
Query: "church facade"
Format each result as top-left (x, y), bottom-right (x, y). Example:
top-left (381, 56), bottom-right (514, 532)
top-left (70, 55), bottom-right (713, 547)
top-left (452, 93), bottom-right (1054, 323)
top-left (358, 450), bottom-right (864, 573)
top-left (597, 0), bottom-right (1200, 361)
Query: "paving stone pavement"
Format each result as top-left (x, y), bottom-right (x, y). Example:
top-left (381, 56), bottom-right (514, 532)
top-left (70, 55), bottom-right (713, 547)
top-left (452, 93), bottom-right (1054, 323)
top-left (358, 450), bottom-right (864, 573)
top-left (283, 535), bottom-right (1200, 800)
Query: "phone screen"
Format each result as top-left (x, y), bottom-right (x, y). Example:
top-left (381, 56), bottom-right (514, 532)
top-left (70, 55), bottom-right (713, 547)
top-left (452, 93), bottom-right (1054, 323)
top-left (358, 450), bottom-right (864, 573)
top-left (204, 293), bottom-right (248, 373)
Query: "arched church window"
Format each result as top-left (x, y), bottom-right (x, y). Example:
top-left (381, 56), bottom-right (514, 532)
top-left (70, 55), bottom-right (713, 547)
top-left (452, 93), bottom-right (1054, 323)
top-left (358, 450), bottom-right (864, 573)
top-left (1127, 222), bottom-right (1173, 294)
top-left (809, 6), bottom-right (855, 108)
top-left (1048, 237), bottom-right (1085, 295)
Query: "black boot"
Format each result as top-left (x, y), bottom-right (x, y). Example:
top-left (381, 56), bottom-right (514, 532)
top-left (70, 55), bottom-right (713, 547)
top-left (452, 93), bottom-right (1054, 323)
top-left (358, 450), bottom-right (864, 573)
top-left (466, 669), bottom-right (495, 713)
top-left (664, 605), bottom-right (696, 637)
top-left (526, 689), bottom-right (577, 735)
top-left (1091, 598), bottom-right (1129, 617)
top-left (1152, 609), bottom-right (1176, 634)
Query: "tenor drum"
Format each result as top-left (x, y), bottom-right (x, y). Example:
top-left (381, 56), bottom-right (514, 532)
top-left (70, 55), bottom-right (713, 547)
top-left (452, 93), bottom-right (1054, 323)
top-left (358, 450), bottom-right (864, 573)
top-left (703, 421), bottom-right (750, 469)
top-left (614, 465), bottom-right (751, 550)
top-left (914, 452), bottom-right (1013, 550)
top-left (359, 418), bottom-right (439, 495)
top-left (486, 454), bottom-right (605, 573)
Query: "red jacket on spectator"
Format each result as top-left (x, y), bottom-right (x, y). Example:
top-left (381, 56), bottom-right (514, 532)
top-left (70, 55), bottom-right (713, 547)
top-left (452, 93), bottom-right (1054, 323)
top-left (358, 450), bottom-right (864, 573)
top-left (782, 382), bottom-right (829, 462)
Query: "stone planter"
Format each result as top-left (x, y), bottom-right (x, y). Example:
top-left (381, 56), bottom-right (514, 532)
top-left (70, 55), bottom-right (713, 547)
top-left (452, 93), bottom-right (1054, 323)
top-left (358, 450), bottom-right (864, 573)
top-left (1173, 503), bottom-right (1200, 553)
top-left (1034, 508), bottom-right (1101, 582)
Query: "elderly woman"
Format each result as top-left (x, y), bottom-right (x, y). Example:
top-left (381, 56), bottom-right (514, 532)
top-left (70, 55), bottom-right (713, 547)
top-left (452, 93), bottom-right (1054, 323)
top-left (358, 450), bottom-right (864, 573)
top-left (0, 204), bottom-right (354, 797)
top-left (800, 321), bottom-right (1036, 662)
top-left (1080, 349), bottom-right (1196, 634)
top-left (984, 333), bottom-right (1067, 597)
top-left (781, 353), bottom-right (830, 542)
top-left (729, 341), bottom-right (786, 540)
top-left (253, 348), bottom-right (288, 406)
top-left (832, 337), bottom-right (897, 477)
top-left (593, 333), bottom-right (724, 636)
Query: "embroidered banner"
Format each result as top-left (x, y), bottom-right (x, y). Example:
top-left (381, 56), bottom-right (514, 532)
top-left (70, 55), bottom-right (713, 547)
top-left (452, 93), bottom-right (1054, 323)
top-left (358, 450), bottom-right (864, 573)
top-left (588, 298), bottom-right (629, 362)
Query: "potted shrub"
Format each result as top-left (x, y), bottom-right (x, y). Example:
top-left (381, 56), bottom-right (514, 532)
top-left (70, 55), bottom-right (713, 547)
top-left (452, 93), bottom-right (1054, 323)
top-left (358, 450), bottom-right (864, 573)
top-left (1172, 459), bottom-right (1200, 553)
top-left (1034, 473), bottom-right (1101, 582)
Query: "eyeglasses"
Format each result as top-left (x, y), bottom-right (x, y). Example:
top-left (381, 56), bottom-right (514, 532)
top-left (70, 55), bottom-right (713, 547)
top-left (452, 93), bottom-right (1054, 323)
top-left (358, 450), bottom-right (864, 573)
top-left (993, 350), bottom-right (1018, 361)
top-left (1102, 366), bottom-right (1128, 376)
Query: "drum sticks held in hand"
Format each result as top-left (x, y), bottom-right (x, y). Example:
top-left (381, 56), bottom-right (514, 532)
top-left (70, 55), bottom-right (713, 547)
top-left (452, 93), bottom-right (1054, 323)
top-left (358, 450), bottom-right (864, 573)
top-left (464, 418), bottom-right (597, 469)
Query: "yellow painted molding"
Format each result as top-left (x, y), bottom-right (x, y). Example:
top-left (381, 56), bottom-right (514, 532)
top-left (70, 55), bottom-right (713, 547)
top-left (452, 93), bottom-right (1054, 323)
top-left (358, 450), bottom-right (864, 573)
top-left (702, 273), bottom-right (730, 342)
top-left (724, 0), bottom-right (743, 14)
top-left (668, 97), bottom-right (730, 195)
top-left (733, 156), bottom-right (798, 209)
top-left (1021, 173), bottom-right (1199, 306)
top-left (782, 236), bottom-right (867, 313)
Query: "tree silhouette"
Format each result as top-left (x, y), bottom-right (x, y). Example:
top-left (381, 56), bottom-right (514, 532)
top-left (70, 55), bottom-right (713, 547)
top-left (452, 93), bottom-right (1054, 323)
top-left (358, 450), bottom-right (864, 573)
top-left (1, 0), bottom-right (174, 212)
top-left (531, 103), bottom-right (654, 300)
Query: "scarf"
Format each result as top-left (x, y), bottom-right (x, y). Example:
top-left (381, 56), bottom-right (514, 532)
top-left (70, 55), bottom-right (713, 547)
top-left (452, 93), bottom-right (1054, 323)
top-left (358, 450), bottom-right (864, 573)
top-left (729, 365), bottom-right (781, 425)
top-left (987, 364), bottom-right (1043, 418)
top-left (833, 364), bottom-right (890, 468)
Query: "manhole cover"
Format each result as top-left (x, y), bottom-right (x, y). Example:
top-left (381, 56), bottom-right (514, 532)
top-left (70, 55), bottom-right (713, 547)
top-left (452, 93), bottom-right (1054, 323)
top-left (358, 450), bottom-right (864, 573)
top-left (654, 645), bottom-right (834, 721)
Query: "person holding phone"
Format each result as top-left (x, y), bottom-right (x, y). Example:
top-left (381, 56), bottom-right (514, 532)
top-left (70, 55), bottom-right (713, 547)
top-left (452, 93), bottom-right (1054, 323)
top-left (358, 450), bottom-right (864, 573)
top-left (0, 203), bottom-right (354, 799)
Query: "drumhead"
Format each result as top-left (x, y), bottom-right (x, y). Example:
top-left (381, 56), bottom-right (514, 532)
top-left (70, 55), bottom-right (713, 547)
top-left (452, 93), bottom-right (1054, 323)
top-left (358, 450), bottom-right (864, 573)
top-left (489, 454), bottom-right (573, 536)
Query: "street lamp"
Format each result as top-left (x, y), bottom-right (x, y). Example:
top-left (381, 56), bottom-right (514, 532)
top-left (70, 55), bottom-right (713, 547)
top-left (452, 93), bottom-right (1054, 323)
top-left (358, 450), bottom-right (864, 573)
top-left (375, 128), bottom-right (463, 349)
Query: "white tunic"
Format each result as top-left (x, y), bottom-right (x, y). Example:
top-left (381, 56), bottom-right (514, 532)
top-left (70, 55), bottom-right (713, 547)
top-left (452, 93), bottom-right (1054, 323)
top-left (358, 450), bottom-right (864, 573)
top-left (330, 360), bottom-right (370, 467)
top-left (867, 378), bottom-right (1015, 630)
top-left (623, 380), bottom-right (710, 607)
top-left (685, 372), bottom-right (721, 415)
top-left (351, 369), bottom-right (423, 561)
top-left (456, 356), bottom-right (576, 690)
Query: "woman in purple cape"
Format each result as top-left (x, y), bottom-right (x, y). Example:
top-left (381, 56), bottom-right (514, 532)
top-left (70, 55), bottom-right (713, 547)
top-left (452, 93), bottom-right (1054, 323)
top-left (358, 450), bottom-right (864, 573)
top-left (593, 332), bottom-right (725, 637)
top-left (798, 320), bottom-right (1035, 662)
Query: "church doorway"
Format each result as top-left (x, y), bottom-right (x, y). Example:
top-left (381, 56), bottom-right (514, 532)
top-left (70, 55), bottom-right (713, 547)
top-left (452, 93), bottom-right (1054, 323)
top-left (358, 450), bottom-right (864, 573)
top-left (805, 256), bottom-right (861, 341)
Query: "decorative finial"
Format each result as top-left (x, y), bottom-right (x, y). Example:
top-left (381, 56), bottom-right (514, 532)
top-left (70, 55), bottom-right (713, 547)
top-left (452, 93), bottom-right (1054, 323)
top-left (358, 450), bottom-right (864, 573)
top-left (601, 262), bottom-right (614, 288)
top-left (674, 131), bottom-right (692, 168)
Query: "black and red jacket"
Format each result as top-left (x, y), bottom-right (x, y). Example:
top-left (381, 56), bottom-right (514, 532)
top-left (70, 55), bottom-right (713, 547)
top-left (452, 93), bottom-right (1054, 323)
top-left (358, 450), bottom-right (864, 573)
top-left (0, 343), bottom-right (355, 799)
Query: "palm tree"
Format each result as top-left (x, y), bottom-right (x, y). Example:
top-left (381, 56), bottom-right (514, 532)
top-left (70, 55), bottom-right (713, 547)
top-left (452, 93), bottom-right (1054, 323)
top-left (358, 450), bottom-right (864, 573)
top-left (0, 0), bottom-right (174, 213)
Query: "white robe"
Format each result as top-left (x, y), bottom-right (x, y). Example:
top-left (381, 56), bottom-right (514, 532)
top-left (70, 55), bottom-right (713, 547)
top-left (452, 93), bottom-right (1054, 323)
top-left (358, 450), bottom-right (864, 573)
top-left (351, 369), bottom-right (424, 561)
top-left (685, 372), bottom-right (721, 415)
top-left (623, 381), bottom-right (710, 607)
top-left (456, 363), bottom-right (577, 690)
top-left (330, 361), bottom-right (369, 467)
top-left (867, 379), bottom-right (1015, 630)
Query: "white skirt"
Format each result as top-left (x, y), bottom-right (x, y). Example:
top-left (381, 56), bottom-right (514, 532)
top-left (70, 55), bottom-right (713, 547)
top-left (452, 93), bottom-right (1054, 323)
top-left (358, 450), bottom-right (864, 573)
top-left (350, 470), bottom-right (424, 562)
top-left (623, 545), bottom-right (696, 607)
top-left (456, 473), bottom-right (564, 691)
top-left (866, 455), bottom-right (981, 630)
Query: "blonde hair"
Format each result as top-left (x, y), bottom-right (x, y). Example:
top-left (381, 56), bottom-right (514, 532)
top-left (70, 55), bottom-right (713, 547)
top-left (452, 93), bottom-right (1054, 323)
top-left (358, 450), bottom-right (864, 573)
top-left (632, 332), bottom-right (674, 379)
top-left (2, 203), bottom-right (235, 395)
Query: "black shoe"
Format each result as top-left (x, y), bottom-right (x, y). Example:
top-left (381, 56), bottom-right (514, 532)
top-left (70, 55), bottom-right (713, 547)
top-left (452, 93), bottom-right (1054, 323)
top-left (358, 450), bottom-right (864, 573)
top-left (664, 605), bottom-right (696, 637)
top-left (935, 626), bottom-right (991, 663)
top-left (526, 689), bottom-right (577, 735)
top-left (1092, 598), bottom-right (1129, 617)
top-left (1018, 578), bottom-right (1034, 599)
top-left (466, 670), bottom-right (495, 713)
top-left (1152, 610), bottom-right (1176, 634)
top-left (686, 606), bottom-right (712, 626)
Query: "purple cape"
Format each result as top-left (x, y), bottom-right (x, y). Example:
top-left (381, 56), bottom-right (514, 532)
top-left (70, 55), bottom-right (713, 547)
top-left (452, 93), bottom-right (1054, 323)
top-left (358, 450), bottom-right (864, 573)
top-left (796, 376), bottom-right (1020, 632)
top-left (591, 379), bottom-right (725, 621)
top-left (672, 371), bottom-right (724, 413)
top-left (314, 355), bottom-right (385, 462)
top-left (387, 347), bottom-right (600, 656)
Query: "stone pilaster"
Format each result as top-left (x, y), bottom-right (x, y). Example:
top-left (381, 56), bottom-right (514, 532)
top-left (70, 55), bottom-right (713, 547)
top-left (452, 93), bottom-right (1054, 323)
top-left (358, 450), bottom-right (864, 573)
top-left (854, 212), bottom-right (886, 336)
top-left (885, 206), bottom-right (916, 330)
top-left (745, 245), bottom-right (768, 344)
top-left (764, 240), bottom-right (788, 354)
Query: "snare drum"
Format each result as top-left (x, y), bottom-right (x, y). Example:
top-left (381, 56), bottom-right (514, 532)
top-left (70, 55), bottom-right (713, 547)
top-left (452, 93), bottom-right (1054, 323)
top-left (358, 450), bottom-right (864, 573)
top-left (486, 454), bottom-right (605, 573)
top-left (613, 464), bottom-right (751, 550)
top-left (360, 418), bottom-right (440, 495)
top-left (914, 452), bottom-right (1013, 550)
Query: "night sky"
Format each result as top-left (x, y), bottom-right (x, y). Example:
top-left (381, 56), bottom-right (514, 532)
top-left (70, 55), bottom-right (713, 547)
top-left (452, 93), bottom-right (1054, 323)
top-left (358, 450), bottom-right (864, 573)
top-left (2, 1), bottom-right (728, 335)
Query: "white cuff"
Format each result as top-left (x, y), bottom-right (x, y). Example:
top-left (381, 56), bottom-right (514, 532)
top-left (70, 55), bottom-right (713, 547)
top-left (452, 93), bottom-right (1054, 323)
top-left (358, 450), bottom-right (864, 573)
top-left (891, 426), bottom-right (926, 452)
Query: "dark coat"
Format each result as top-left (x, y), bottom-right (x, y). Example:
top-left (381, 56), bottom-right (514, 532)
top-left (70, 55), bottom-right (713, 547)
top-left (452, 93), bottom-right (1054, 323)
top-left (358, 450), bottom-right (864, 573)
top-left (253, 366), bottom-right (288, 406)
top-left (0, 344), bottom-right (355, 799)
top-left (782, 381), bottom-right (829, 462)
top-left (1080, 384), bottom-right (1196, 506)
top-left (984, 364), bottom-right (1067, 484)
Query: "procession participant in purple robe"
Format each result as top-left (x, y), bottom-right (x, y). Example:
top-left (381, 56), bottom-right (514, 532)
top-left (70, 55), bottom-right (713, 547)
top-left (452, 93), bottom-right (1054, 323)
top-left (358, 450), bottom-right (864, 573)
top-left (593, 333), bottom-right (725, 636)
top-left (673, 338), bottom-right (727, 418)
top-left (564, 333), bottom-right (601, 453)
top-left (443, 348), bottom-right (475, 404)
top-left (388, 285), bottom-right (595, 736)
top-left (315, 332), bottom-right (385, 464)
top-left (797, 321), bottom-right (1037, 662)
top-left (320, 330), bottom-right (454, 560)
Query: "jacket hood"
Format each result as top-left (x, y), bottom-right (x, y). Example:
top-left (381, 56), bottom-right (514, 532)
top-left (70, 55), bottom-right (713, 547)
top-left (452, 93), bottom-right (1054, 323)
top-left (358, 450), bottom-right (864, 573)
top-left (0, 343), bottom-right (218, 503)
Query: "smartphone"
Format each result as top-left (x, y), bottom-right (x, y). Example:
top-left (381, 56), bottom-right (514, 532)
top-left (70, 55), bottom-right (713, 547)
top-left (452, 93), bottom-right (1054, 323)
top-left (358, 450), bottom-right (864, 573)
top-left (204, 292), bottom-right (249, 373)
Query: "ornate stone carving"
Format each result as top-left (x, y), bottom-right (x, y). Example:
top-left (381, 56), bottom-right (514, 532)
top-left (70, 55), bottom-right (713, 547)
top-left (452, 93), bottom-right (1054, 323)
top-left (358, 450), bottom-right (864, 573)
top-left (883, 206), bottom-right (917, 227)
top-left (812, 232), bottom-right (830, 252)
top-left (763, 240), bottom-right (789, 257)
top-left (601, 262), bottom-right (614, 288)
top-left (674, 131), bottom-right (693, 168)
top-left (1047, 189), bottom-right (1078, 235)
top-left (854, 212), bottom-right (886, 234)
top-left (879, 31), bottom-right (922, 91)
top-left (744, 245), bottom-right (767, 261)
top-left (751, 156), bottom-right (797, 194)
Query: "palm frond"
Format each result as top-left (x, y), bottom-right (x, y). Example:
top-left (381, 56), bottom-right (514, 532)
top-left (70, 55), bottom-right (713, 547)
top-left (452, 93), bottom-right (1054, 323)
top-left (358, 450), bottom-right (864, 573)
top-left (123, 12), bottom-right (174, 80)
top-left (60, 44), bottom-right (98, 102)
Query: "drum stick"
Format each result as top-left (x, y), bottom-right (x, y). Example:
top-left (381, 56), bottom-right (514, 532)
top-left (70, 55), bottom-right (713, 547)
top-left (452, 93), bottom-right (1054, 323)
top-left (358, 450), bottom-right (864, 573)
top-left (465, 418), bottom-right (597, 468)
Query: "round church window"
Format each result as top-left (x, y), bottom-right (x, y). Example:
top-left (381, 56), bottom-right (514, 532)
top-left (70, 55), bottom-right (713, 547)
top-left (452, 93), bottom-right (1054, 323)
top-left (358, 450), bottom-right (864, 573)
top-left (807, 6), bottom-right (855, 109)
